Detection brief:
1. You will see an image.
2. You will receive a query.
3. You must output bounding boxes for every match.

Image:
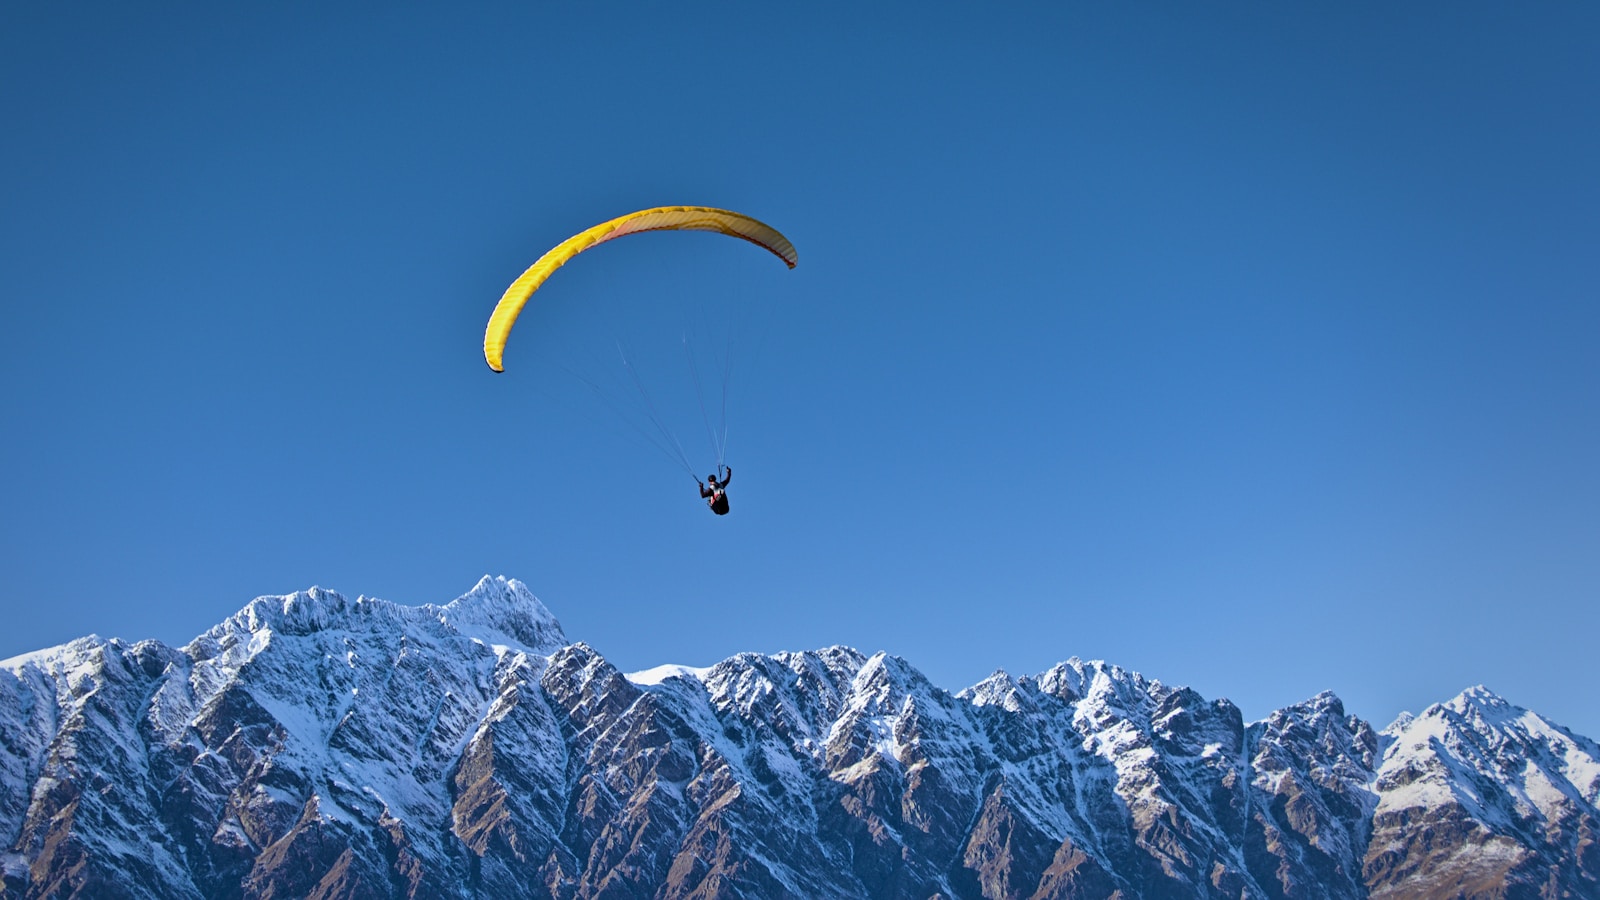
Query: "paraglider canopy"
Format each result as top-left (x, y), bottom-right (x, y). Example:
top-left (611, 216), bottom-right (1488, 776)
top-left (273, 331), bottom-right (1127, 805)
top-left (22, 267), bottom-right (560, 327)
top-left (483, 206), bottom-right (797, 373)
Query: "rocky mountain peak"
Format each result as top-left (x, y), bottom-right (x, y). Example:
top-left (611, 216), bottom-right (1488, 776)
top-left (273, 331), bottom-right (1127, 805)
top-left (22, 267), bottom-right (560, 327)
top-left (183, 586), bottom-right (363, 667)
top-left (958, 669), bottom-right (1028, 711)
top-left (434, 575), bottom-right (566, 656)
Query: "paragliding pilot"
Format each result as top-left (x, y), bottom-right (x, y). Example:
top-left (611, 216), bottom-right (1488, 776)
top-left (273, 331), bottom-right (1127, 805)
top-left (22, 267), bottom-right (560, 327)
top-left (699, 466), bottom-right (732, 515)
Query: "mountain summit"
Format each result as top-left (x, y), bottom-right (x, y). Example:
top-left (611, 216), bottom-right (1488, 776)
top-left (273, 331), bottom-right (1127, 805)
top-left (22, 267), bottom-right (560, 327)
top-left (3, 578), bottom-right (1596, 899)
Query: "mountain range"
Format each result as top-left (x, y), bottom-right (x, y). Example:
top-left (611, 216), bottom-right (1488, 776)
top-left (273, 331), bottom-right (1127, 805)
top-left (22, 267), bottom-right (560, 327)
top-left (3, 576), bottom-right (1596, 898)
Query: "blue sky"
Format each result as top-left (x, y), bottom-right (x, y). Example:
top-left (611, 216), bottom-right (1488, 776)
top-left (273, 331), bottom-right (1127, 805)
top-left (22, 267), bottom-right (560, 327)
top-left (4, 3), bottom-right (1597, 739)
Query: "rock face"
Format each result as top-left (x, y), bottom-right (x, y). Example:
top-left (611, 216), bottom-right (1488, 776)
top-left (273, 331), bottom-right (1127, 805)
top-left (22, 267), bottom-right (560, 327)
top-left (2, 578), bottom-right (1597, 899)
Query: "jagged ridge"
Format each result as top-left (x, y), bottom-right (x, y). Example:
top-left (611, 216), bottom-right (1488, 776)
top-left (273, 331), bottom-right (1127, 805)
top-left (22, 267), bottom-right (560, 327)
top-left (2, 578), bottom-right (1596, 899)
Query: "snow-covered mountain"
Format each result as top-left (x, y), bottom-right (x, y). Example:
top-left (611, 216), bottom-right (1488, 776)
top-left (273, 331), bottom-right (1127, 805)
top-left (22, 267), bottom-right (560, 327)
top-left (2, 578), bottom-right (1595, 899)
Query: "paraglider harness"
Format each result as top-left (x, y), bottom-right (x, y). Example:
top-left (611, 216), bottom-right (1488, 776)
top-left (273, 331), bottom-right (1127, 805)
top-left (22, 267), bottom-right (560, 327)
top-left (699, 466), bottom-right (731, 515)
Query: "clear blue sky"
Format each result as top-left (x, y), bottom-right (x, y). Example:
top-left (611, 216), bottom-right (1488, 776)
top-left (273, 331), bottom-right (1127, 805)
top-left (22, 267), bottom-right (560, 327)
top-left (4, 3), bottom-right (1597, 739)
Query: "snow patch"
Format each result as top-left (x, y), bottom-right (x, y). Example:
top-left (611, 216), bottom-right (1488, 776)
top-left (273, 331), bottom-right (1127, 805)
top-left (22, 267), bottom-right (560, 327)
top-left (626, 664), bottom-right (712, 686)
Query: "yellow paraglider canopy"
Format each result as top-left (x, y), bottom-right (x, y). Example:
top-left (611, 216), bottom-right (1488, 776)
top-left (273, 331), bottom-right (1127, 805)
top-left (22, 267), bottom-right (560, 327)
top-left (484, 206), bottom-right (797, 372)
